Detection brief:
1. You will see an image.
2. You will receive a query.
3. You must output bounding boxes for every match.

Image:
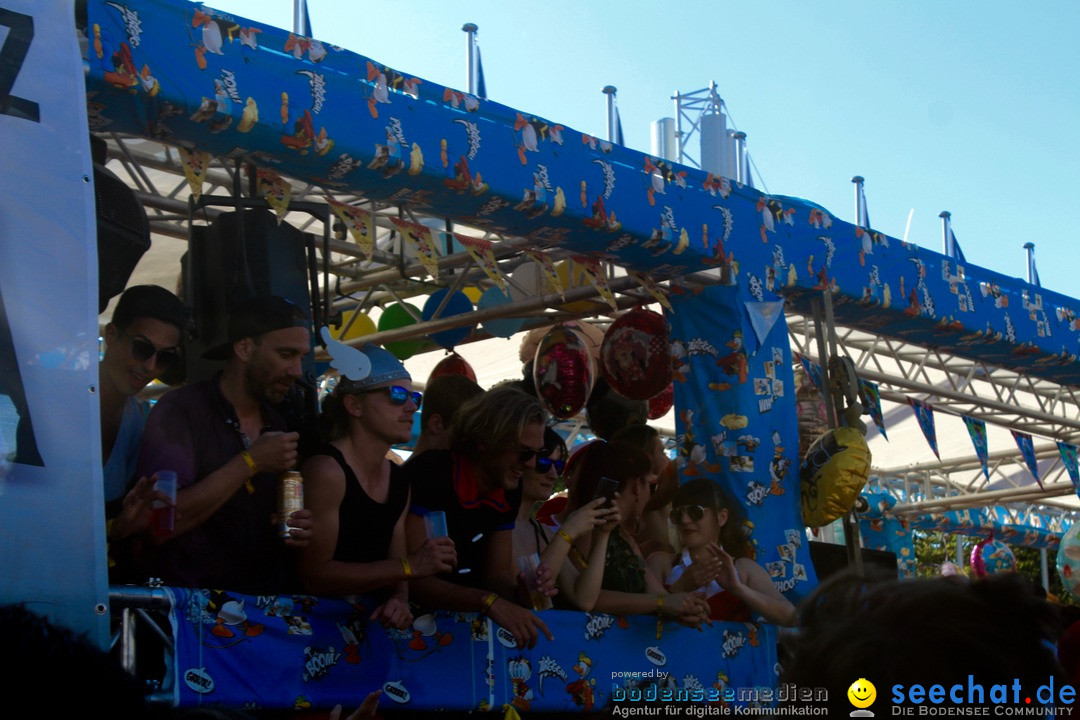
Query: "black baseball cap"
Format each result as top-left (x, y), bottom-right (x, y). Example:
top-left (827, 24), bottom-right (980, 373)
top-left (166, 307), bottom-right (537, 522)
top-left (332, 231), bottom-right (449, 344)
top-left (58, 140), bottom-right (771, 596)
top-left (202, 295), bottom-right (310, 360)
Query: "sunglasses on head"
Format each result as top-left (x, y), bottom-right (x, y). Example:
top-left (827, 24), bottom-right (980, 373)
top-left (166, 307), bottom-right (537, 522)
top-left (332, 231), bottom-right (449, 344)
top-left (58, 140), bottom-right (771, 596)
top-left (123, 330), bottom-right (181, 369)
top-left (534, 456), bottom-right (566, 475)
top-left (355, 385), bottom-right (422, 408)
top-left (669, 504), bottom-right (707, 524)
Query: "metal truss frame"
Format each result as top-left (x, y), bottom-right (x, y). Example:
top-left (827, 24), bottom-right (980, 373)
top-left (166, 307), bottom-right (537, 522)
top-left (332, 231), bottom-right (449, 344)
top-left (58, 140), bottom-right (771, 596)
top-left (104, 132), bottom-right (1080, 527)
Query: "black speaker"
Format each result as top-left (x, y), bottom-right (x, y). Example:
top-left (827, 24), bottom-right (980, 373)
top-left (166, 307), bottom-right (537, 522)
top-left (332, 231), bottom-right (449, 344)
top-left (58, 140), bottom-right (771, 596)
top-left (807, 541), bottom-right (899, 581)
top-left (185, 208), bottom-right (314, 383)
top-left (95, 162), bottom-right (151, 313)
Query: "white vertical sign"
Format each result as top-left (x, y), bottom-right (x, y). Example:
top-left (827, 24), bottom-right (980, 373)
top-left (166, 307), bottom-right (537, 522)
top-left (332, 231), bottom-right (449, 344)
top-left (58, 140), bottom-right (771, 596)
top-left (0, 0), bottom-right (107, 646)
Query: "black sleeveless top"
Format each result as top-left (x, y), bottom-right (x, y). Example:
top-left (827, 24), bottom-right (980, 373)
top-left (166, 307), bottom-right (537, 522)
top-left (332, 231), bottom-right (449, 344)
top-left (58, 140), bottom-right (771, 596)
top-left (316, 444), bottom-right (409, 564)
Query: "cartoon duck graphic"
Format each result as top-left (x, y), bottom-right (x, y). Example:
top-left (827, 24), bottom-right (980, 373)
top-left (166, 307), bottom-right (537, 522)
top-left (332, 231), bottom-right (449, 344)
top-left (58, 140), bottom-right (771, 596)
top-left (566, 651), bottom-right (596, 711)
top-left (513, 114), bottom-right (562, 165)
top-left (508, 657), bottom-right (534, 711)
top-left (716, 330), bottom-right (748, 384)
top-left (443, 88), bottom-right (480, 112)
top-left (644, 157), bottom-right (687, 206)
top-left (582, 194), bottom-right (621, 232)
top-left (703, 172), bottom-right (732, 198)
top-left (408, 613), bottom-right (453, 651)
top-left (207, 591), bottom-right (264, 639)
top-left (443, 156), bottom-right (487, 195)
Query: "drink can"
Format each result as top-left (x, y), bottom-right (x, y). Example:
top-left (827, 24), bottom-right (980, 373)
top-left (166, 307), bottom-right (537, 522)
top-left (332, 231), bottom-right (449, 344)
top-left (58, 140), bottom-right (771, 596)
top-left (278, 470), bottom-right (304, 538)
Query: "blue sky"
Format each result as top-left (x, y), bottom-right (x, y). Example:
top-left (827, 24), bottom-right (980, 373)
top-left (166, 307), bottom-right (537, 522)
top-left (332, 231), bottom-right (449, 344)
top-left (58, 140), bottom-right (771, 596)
top-left (206, 0), bottom-right (1080, 299)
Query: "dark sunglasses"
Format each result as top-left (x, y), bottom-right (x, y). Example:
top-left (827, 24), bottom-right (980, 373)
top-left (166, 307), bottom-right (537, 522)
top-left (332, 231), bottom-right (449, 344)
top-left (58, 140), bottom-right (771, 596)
top-left (516, 446), bottom-right (544, 463)
top-left (355, 385), bottom-right (422, 408)
top-left (123, 330), bottom-right (181, 369)
top-left (669, 504), bottom-right (707, 524)
top-left (534, 456), bottom-right (566, 475)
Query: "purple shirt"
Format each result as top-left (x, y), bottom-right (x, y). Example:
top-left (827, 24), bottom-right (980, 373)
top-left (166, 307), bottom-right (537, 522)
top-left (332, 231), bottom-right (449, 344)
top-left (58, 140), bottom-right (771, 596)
top-left (136, 375), bottom-right (297, 594)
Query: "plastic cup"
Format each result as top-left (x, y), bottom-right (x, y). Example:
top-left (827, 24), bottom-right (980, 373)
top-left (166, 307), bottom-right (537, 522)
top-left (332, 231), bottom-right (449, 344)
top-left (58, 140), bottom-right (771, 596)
top-left (424, 510), bottom-right (448, 539)
top-left (517, 552), bottom-right (554, 611)
top-left (151, 471), bottom-right (177, 537)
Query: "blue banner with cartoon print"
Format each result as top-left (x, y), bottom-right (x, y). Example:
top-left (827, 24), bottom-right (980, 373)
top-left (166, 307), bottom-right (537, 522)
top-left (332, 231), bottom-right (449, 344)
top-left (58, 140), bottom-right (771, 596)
top-left (84, 0), bottom-right (1080, 389)
top-left (167, 587), bottom-right (778, 711)
top-left (667, 285), bottom-right (816, 604)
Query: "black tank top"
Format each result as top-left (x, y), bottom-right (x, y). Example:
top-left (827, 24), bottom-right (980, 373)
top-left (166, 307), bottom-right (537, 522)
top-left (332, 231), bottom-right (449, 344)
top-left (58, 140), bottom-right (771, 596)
top-left (316, 444), bottom-right (409, 564)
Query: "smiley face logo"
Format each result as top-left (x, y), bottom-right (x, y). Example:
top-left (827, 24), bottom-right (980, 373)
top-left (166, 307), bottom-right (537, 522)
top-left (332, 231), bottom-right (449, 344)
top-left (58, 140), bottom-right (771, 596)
top-left (847, 678), bottom-right (876, 709)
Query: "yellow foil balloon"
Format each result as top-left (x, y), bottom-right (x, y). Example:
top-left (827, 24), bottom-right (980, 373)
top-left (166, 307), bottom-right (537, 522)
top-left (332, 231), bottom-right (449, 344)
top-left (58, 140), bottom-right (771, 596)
top-left (799, 425), bottom-right (871, 527)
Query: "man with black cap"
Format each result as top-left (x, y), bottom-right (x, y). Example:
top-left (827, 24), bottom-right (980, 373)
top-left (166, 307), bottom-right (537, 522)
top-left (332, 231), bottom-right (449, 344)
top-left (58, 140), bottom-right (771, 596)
top-left (135, 295), bottom-right (314, 594)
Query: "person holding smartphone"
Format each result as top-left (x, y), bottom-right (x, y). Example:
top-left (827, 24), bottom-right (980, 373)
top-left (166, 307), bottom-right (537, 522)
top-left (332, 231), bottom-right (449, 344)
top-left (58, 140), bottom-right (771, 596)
top-left (512, 427), bottom-right (618, 612)
top-left (571, 439), bottom-right (711, 628)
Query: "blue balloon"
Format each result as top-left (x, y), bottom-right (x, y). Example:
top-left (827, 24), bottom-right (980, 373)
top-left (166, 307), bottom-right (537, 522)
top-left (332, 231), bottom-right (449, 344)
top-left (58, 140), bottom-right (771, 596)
top-left (478, 287), bottom-right (524, 338)
top-left (422, 289), bottom-right (476, 349)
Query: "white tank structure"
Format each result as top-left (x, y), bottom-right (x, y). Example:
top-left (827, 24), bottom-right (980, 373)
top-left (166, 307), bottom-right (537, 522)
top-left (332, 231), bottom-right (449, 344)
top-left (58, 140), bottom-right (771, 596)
top-left (650, 117), bottom-right (677, 162)
top-left (699, 109), bottom-right (732, 177)
top-left (665, 82), bottom-right (744, 179)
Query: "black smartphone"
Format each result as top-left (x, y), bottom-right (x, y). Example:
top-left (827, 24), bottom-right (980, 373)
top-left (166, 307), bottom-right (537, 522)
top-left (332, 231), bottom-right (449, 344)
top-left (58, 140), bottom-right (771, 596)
top-left (594, 476), bottom-right (619, 507)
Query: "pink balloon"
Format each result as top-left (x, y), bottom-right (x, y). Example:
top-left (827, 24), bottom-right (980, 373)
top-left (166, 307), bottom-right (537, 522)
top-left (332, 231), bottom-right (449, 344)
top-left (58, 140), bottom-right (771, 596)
top-left (427, 353), bottom-right (477, 384)
top-left (647, 383), bottom-right (674, 420)
top-left (969, 535), bottom-right (1016, 578)
top-left (533, 325), bottom-right (596, 419)
top-left (599, 308), bottom-right (671, 400)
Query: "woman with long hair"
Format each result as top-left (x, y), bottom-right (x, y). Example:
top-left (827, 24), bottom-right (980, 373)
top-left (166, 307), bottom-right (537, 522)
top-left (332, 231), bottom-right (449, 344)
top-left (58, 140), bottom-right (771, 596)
top-left (647, 478), bottom-right (796, 626)
top-left (569, 439), bottom-right (711, 625)
top-left (512, 427), bottom-right (618, 611)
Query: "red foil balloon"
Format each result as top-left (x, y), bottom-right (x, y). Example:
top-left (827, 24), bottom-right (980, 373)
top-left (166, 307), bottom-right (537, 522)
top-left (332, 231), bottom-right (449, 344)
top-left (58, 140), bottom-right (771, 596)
top-left (427, 352), bottom-right (477, 384)
top-left (599, 308), bottom-right (672, 400)
top-left (647, 383), bottom-right (674, 419)
top-left (533, 325), bottom-right (596, 419)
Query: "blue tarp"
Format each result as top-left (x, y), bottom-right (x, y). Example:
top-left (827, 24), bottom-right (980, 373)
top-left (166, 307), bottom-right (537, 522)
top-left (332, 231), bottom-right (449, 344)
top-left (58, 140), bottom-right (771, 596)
top-left (169, 587), bottom-right (779, 712)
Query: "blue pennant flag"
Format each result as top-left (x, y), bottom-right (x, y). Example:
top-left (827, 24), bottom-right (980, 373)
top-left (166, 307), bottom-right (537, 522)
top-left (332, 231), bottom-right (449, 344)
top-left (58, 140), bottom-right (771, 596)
top-left (858, 378), bottom-right (887, 440)
top-left (300, 0), bottom-right (312, 36)
top-left (950, 229), bottom-right (966, 263)
top-left (962, 415), bottom-right (989, 480)
top-left (1011, 430), bottom-right (1041, 488)
top-left (1059, 442), bottom-right (1080, 498)
top-left (908, 397), bottom-right (939, 459)
top-left (476, 45), bottom-right (487, 100)
top-left (797, 353), bottom-right (823, 393)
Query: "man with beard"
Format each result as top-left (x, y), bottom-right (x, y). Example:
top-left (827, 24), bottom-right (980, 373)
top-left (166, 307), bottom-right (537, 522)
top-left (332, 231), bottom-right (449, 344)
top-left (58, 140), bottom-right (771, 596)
top-left (404, 386), bottom-right (553, 649)
top-left (135, 296), bottom-right (314, 594)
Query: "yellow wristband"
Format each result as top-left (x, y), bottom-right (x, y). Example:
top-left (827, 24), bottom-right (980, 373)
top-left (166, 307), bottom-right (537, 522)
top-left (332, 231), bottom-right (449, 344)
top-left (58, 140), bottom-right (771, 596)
top-left (480, 592), bottom-right (498, 615)
top-left (556, 528), bottom-right (574, 546)
top-left (240, 451), bottom-right (257, 493)
top-left (401, 557), bottom-right (412, 579)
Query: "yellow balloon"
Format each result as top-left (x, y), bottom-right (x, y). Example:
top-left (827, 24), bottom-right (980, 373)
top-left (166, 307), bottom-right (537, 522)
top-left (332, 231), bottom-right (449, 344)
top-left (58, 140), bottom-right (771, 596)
top-left (800, 425), bottom-right (871, 528)
top-left (331, 309), bottom-right (376, 342)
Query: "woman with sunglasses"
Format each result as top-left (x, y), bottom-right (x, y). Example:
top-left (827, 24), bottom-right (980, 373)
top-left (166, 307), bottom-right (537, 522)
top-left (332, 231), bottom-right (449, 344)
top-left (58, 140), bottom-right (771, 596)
top-left (567, 440), bottom-right (712, 626)
top-left (647, 478), bottom-right (796, 626)
top-left (100, 285), bottom-right (186, 546)
top-left (299, 342), bottom-right (456, 629)
top-left (512, 427), bottom-right (619, 611)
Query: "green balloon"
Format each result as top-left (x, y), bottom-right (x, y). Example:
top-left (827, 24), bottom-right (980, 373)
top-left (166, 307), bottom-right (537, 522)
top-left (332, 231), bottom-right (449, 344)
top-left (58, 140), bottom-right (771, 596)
top-left (378, 303), bottom-right (427, 359)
